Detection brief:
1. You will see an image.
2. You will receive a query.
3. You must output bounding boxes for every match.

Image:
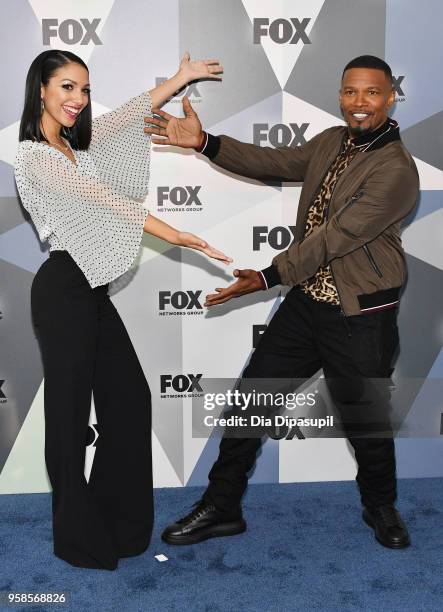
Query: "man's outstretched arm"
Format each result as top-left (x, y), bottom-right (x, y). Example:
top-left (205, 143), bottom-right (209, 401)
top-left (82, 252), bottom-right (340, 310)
top-left (144, 96), bottom-right (325, 183)
top-left (204, 159), bottom-right (419, 307)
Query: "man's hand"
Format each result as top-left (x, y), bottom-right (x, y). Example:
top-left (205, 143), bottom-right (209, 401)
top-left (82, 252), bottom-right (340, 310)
top-left (204, 269), bottom-right (263, 307)
top-left (144, 96), bottom-right (204, 149)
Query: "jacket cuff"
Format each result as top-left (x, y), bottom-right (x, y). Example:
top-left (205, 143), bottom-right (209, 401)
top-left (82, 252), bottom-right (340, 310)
top-left (196, 133), bottom-right (221, 159)
top-left (260, 264), bottom-right (282, 289)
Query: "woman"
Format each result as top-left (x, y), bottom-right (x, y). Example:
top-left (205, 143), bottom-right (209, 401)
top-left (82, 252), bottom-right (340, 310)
top-left (14, 49), bottom-right (229, 570)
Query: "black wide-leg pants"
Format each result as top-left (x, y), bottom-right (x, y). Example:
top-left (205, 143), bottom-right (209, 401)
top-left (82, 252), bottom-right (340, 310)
top-left (203, 287), bottom-right (398, 513)
top-left (31, 251), bottom-right (153, 570)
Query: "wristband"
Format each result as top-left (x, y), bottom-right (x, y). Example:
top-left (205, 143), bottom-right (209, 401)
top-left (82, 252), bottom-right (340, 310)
top-left (195, 131), bottom-right (208, 153)
top-left (257, 271), bottom-right (267, 290)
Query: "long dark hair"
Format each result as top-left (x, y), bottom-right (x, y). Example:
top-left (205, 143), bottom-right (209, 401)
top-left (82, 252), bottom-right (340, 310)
top-left (19, 50), bottom-right (92, 150)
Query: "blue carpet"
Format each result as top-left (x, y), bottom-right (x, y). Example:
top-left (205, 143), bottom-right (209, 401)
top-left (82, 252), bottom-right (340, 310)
top-left (0, 478), bottom-right (442, 612)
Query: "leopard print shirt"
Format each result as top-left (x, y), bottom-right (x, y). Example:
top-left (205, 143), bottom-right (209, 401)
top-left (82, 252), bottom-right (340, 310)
top-left (300, 138), bottom-right (358, 305)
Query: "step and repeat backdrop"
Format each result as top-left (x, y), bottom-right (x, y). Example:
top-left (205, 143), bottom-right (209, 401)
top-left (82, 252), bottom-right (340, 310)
top-left (0, 0), bottom-right (442, 494)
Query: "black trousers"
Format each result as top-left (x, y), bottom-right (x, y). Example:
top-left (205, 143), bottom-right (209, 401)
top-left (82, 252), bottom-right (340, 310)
top-left (31, 251), bottom-right (153, 570)
top-left (203, 287), bottom-right (398, 513)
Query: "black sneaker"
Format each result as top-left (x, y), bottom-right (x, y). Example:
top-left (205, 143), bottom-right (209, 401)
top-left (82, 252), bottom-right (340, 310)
top-left (161, 499), bottom-right (247, 545)
top-left (363, 504), bottom-right (411, 549)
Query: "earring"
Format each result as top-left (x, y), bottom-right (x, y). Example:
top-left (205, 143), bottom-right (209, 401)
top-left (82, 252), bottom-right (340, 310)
top-left (41, 98), bottom-right (45, 112)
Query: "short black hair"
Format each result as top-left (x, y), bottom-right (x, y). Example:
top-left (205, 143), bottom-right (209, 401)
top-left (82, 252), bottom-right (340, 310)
top-left (342, 55), bottom-right (393, 86)
top-left (19, 49), bottom-right (92, 150)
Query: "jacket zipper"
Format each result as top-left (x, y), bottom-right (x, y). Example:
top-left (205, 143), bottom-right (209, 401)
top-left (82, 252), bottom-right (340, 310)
top-left (300, 140), bottom-right (362, 333)
top-left (325, 189), bottom-right (364, 336)
top-left (363, 244), bottom-right (383, 278)
top-left (300, 164), bottom-right (336, 239)
top-left (300, 136), bottom-right (352, 235)
top-left (335, 189), bottom-right (364, 219)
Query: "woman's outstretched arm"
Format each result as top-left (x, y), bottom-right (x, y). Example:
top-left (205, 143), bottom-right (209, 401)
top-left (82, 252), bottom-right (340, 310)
top-left (148, 52), bottom-right (223, 109)
top-left (143, 213), bottom-right (232, 265)
top-left (88, 52), bottom-right (222, 197)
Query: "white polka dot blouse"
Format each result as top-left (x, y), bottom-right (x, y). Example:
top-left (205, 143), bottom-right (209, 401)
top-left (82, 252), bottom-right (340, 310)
top-left (14, 90), bottom-right (153, 288)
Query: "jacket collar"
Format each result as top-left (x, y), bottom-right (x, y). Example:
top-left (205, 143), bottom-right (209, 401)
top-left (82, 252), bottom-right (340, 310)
top-left (345, 117), bottom-right (400, 152)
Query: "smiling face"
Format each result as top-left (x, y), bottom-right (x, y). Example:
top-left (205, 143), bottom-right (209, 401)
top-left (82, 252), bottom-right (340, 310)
top-left (40, 61), bottom-right (90, 134)
top-left (339, 67), bottom-right (395, 138)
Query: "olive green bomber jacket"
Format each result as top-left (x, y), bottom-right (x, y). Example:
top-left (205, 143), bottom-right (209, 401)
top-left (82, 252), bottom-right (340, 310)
top-left (199, 121), bottom-right (419, 316)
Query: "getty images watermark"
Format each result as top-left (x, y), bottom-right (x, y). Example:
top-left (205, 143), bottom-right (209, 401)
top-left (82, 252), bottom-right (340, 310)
top-left (202, 389), bottom-right (333, 431)
top-left (189, 377), bottom-right (443, 440)
top-left (190, 379), bottom-right (338, 439)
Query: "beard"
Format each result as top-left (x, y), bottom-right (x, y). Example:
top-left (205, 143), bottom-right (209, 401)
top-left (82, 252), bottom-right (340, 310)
top-left (348, 123), bottom-right (372, 137)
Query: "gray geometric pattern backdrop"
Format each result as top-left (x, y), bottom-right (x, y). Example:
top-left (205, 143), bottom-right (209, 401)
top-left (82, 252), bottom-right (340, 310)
top-left (0, 0), bottom-right (442, 493)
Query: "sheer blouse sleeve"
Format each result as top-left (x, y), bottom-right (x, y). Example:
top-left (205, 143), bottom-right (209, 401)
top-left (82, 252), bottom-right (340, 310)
top-left (88, 90), bottom-right (153, 197)
top-left (14, 141), bottom-right (150, 288)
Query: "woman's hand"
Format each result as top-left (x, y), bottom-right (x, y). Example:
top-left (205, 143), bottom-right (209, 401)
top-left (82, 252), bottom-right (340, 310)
top-left (204, 269), bottom-right (263, 306)
top-left (176, 231), bottom-right (232, 265)
top-left (148, 52), bottom-right (223, 111)
top-left (178, 51), bottom-right (223, 85)
top-left (143, 214), bottom-right (231, 264)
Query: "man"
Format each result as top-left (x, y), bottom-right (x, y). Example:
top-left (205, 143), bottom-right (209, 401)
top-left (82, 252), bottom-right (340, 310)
top-left (145, 56), bottom-right (419, 549)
